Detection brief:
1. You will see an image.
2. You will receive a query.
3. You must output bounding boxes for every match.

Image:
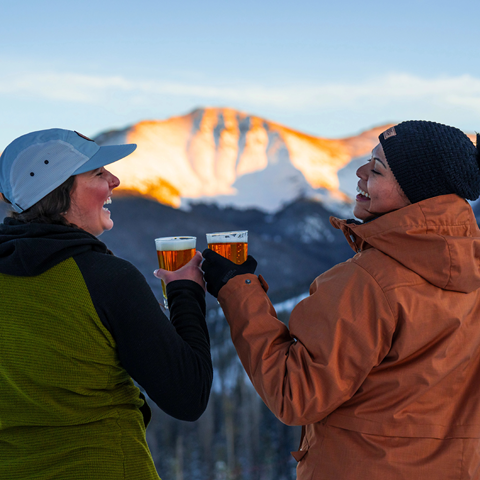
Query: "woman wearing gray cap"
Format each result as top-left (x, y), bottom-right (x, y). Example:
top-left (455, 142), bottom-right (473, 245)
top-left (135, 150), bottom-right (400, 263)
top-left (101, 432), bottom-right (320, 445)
top-left (0, 129), bottom-right (212, 480)
top-left (202, 121), bottom-right (480, 479)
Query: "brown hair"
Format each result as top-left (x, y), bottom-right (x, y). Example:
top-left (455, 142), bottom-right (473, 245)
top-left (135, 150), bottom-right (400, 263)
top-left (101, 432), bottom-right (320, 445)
top-left (2, 176), bottom-right (76, 226)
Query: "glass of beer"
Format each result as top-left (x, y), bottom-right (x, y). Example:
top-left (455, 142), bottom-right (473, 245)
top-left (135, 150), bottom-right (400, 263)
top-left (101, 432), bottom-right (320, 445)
top-left (206, 231), bottom-right (248, 264)
top-left (155, 236), bottom-right (196, 309)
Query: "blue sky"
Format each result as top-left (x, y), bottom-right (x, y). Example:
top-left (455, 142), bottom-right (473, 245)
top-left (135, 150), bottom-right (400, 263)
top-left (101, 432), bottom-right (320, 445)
top-left (1, 0), bottom-right (479, 148)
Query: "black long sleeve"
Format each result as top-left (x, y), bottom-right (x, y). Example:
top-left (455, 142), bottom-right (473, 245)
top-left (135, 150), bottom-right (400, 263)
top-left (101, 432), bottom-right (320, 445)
top-left (74, 250), bottom-right (213, 421)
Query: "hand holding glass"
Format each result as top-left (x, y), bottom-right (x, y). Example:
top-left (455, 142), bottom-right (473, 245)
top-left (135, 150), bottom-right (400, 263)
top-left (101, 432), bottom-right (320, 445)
top-left (206, 231), bottom-right (248, 264)
top-left (155, 236), bottom-right (196, 308)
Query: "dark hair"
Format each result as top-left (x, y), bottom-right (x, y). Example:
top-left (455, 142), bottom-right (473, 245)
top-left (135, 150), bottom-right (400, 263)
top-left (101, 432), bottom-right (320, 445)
top-left (2, 176), bottom-right (77, 226)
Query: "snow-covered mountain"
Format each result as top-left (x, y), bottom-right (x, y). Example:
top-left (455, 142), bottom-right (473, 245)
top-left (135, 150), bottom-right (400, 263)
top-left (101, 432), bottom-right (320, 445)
top-left (94, 107), bottom-right (392, 214)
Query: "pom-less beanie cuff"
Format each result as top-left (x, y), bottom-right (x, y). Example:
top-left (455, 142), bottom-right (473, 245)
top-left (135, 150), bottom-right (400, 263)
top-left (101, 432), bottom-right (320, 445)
top-left (379, 121), bottom-right (480, 204)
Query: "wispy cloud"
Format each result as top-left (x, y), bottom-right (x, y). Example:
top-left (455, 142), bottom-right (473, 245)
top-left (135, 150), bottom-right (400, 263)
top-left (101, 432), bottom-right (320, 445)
top-left (2, 71), bottom-right (480, 115)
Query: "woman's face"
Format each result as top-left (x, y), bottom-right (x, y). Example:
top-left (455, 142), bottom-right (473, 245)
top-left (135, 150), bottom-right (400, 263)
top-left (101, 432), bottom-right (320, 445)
top-left (353, 143), bottom-right (410, 221)
top-left (64, 167), bottom-right (120, 236)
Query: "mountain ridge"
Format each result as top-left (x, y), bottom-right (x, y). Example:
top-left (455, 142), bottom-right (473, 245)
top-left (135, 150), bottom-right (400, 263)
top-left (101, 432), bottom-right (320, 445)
top-left (94, 107), bottom-right (394, 214)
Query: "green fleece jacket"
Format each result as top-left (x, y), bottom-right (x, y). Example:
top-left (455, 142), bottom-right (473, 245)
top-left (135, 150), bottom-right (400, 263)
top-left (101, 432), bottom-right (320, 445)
top-left (0, 219), bottom-right (212, 479)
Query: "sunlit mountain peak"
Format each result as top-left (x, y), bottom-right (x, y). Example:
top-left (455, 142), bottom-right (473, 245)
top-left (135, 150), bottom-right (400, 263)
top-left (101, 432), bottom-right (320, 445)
top-left (94, 107), bottom-right (392, 212)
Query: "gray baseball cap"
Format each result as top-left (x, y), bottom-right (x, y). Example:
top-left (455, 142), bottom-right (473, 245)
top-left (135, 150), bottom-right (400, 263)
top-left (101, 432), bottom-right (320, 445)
top-left (0, 128), bottom-right (136, 212)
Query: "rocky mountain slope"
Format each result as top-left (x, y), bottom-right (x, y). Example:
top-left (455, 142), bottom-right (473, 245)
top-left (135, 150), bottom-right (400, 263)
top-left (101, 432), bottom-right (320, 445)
top-left (94, 107), bottom-right (392, 213)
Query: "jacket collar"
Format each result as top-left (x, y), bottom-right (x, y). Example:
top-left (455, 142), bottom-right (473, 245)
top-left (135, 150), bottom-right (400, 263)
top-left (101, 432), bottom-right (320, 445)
top-left (0, 218), bottom-right (109, 277)
top-left (331, 194), bottom-right (480, 293)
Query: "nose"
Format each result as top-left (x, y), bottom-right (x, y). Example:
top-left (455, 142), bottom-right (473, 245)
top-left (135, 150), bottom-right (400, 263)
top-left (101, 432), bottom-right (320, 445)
top-left (111, 174), bottom-right (120, 188)
top-left (356, 161), bottom-right (369, 179)
top-left (106, 169), bottom-right (120, 188)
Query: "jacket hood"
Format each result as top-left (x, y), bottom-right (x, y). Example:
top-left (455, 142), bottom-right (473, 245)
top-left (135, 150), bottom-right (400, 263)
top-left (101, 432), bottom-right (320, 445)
top-left (331, 194), bottom-right (480, 293)
top-left (0, 218), bottom-right (109, 276)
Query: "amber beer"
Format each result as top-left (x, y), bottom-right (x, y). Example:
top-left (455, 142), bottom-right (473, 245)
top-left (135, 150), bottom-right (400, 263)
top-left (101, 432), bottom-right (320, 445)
top-left (206, 231), bottom-right (248, 265)
top-left (155, 236), bottom-right (196, 308)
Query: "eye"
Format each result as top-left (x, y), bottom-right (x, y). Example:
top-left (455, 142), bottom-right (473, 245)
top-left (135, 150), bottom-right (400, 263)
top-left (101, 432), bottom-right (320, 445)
top-left (371, 169), bottom-right (381, 175)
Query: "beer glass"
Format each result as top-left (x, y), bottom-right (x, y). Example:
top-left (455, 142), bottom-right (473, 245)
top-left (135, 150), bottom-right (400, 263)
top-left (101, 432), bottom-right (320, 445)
top-left (206, 231), bottom-right (248, 264)
top-left (155, 236), bottom-right (196, 308)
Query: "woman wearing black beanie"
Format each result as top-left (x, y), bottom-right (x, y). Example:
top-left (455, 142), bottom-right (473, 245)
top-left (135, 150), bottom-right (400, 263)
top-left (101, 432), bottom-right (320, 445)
top-left (202, 120), bottom-right (480, 479)
top-left (379, 121), bottom-right (480, 203)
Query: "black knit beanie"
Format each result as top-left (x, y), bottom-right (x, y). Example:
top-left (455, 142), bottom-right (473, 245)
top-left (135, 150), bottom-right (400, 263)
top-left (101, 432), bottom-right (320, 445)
top-left (378, 121), bottom-right (480, 203)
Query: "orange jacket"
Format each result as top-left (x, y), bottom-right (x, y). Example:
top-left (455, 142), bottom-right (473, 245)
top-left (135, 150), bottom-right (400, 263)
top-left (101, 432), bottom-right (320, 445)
top-left (218, 194), bottom-right (480, 479)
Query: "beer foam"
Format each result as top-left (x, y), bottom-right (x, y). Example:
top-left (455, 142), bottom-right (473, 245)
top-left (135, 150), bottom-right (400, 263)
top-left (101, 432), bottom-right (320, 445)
top-left (206, 231), bottom-right (248, 244)
top-left (155, 236), bottom-right (196, 251)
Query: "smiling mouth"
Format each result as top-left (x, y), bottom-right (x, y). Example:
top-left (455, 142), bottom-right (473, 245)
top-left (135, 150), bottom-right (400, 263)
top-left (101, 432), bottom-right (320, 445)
top-left (103, 197), bottom-right (112, 211)
top-left (356, 186), bottom-right (371, 199)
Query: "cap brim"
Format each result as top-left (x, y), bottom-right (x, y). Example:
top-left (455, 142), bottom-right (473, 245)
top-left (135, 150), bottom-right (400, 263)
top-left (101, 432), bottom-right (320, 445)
top-left (72, 143), bottom-right (137, 175)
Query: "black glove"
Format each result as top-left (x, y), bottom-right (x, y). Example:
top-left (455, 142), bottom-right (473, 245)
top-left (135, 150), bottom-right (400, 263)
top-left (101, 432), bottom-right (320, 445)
top-left (202, 249), bottom-right (257, 298)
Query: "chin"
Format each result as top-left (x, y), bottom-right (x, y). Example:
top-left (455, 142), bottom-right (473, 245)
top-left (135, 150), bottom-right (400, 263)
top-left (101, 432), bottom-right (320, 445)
top-left (353, 207), bottom-right (366, 221)
top-left (353, 209), bottom-right (374, 223)
top-left (104, 220), bottom-right (114, 231)
top-left (97, 221), bottom-right (114, 236)
top-left (88, 221), bottom-right (113, 237)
